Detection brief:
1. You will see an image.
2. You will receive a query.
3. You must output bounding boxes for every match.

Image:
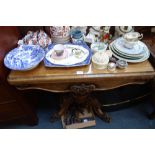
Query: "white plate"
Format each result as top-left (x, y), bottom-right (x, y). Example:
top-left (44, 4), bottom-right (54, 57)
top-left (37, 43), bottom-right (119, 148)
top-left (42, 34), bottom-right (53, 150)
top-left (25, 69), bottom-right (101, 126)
top-left (109, 44), bottom-right (150, 63)
top-left (113, 37), bottom-right (145, 55)
top-left (111, 42), bottom-right (144, 58)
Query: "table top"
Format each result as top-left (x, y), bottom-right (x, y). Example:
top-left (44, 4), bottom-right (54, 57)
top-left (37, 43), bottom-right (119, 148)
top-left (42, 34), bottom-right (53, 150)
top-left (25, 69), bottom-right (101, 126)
top-left (8, 60), bottom-right (155, 85)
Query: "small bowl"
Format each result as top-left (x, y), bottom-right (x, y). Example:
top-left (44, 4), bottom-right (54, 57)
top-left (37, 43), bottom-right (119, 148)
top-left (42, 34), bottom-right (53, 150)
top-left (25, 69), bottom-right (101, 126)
top-left (116, 60), bottom-right (128, 69)
top-left (92, 52), bottom-right (109, 70)
top-left (91, 42), bottom-right (107, 54)
top-left (53, 44), bottom-right (65, 56)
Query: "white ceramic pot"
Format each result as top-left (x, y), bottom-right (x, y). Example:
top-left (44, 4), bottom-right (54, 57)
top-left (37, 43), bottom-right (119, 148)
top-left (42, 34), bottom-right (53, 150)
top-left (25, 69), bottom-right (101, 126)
top-left (92, 52), bottom-right (109, 70)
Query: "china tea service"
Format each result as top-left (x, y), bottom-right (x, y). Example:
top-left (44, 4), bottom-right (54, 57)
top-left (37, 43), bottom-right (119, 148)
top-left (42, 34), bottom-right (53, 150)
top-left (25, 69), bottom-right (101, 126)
top-left (3, 27), bottom-right (151, 72)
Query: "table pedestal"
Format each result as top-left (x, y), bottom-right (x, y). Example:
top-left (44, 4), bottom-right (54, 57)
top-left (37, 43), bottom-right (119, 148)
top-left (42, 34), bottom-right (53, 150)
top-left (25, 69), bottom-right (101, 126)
top-left (51, 84), bottom-right (111, 123)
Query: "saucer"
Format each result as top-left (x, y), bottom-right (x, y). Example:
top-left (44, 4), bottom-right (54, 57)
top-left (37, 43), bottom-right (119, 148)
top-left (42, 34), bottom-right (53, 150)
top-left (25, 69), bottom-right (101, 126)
top-left (50, 49), bottom-right (68, 60)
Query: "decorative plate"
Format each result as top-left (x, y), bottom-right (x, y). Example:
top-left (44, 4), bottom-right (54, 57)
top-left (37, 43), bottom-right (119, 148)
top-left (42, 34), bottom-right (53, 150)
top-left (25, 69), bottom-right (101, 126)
top-left (110, 44), bottom-right (141, 60)
top-left (111, 43), bottom-right (144, 59)
top-left (113, 37), bottom-right (144, 55)
top-left (44, 43), bottom-right (92, 67)
top-left (4, 45), bottom-right (45, 71)
top-left (109, 44), bottom-right (150, 63)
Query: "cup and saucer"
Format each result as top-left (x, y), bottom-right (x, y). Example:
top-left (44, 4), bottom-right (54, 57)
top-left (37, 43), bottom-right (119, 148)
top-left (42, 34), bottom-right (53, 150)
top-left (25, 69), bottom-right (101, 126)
top-left (122, 32), bottom-right (143, 49)
top-left (50, 44), bottom-right (68, 60)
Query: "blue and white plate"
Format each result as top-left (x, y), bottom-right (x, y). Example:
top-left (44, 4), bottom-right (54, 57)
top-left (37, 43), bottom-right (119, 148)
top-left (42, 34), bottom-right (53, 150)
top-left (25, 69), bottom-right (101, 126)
top-left (4, 45), bottom-right (45, 71)
top-left (44, 43), bottom-right (92, 67)
top-left (113, 37), bottom-right (144, 55)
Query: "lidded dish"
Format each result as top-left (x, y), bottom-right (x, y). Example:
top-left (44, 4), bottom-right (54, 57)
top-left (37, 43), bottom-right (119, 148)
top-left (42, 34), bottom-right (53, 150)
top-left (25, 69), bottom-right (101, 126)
top-left (92, 52), bottom-right (109, 69)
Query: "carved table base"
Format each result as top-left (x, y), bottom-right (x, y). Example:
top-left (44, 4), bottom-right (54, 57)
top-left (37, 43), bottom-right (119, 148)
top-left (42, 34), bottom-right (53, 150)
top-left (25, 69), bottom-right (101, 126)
top-left (51, 84), bottom-right (111, 124)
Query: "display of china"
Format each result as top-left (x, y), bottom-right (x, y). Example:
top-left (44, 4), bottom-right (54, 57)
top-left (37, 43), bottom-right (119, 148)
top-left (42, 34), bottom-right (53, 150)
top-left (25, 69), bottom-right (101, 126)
top-left (53, 44), bottom-right (65, 56)
top-left (50, 26), bottom-right (71, 44)
top-left (92, 52), bottom-right (109, 70)
top-left (91, 42), bottom-right (107, 54)
top-left (123, 32), bottom-right (143, 49)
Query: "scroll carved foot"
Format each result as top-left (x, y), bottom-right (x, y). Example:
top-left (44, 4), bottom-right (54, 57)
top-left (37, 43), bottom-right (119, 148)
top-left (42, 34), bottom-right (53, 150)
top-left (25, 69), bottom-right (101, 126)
top-left (89, 97), bottom-right (111, 123)
top-left (50, 84), bottom-right (111, 124)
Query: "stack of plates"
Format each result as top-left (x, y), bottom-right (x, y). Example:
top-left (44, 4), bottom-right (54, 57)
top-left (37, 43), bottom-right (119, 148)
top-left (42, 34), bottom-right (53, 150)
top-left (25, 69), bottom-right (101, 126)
top-left (51, 36), bottom-right (70, 44)
top-left (50, 26), bottom-right (71, 44)
top-left (109, 37), bottom-right (150, 63)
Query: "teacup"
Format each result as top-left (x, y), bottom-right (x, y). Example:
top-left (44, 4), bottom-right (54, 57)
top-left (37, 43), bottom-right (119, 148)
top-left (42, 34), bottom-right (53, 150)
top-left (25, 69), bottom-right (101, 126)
top-left (71, 30), bottom-right (83, 39)
top-left (123, 32), bottom-right (143, 49)
top-left (54, 44), bottom-right (65, 56)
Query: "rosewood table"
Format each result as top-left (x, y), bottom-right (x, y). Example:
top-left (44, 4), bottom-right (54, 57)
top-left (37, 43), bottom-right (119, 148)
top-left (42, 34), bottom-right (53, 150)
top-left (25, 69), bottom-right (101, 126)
top-left (7, 60), bottom-right (155, 123)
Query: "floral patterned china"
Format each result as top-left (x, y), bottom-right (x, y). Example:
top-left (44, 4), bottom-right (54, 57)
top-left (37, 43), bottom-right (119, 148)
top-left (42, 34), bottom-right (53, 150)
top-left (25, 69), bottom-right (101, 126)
top-left (4, 45), bottom-right (45, 71)
top-left (44, 43), bottom-right (92, 67)
top-left (18, 30), bottom-right (51, 49)
top-left (50, 26), bottom-right (71, 44)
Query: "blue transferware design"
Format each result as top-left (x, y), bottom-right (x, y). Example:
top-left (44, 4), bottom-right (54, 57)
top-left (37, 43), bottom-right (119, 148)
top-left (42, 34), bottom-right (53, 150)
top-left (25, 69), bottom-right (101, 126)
top-left (44, 43), bottom-right (92, 67)
top-left (4, 45), bottom-right (45, 71)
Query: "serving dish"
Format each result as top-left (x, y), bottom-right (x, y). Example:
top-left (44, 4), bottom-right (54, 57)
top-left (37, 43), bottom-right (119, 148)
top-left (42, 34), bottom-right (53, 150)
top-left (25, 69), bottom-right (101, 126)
top-left (92, 52), bottom-right (109, 69)
top-left (44, 43), bottom-right (92, 67)
top-left (4, 45), bottom-right (45, 71)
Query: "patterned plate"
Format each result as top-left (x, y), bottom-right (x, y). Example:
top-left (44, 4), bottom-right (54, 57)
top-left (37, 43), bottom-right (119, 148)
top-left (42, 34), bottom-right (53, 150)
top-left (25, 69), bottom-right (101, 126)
top-left (113, 37), bottom-right (145, 55)
top-left (111, 42), bottom-right (144, 59)
top-left (109, 44), bottom-right (150, 63)
top-left (4, 45), bottom-right (45, 71)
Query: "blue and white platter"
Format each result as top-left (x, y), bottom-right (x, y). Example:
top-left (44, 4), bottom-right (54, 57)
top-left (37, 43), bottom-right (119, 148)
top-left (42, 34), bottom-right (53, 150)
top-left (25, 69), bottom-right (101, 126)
top-left (4, 45), bottom-right (45, 71)
top-left (113, 37), bottom-right (144, 55)
top-left (44, 43), bottom-right (92, 67)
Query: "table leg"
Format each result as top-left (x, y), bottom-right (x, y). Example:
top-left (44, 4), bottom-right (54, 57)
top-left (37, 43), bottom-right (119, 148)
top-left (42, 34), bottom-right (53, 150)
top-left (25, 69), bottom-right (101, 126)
top-left (148, 79), bottom-right (155, 119)
top-left (51, 84), bottom-right (111, 123)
